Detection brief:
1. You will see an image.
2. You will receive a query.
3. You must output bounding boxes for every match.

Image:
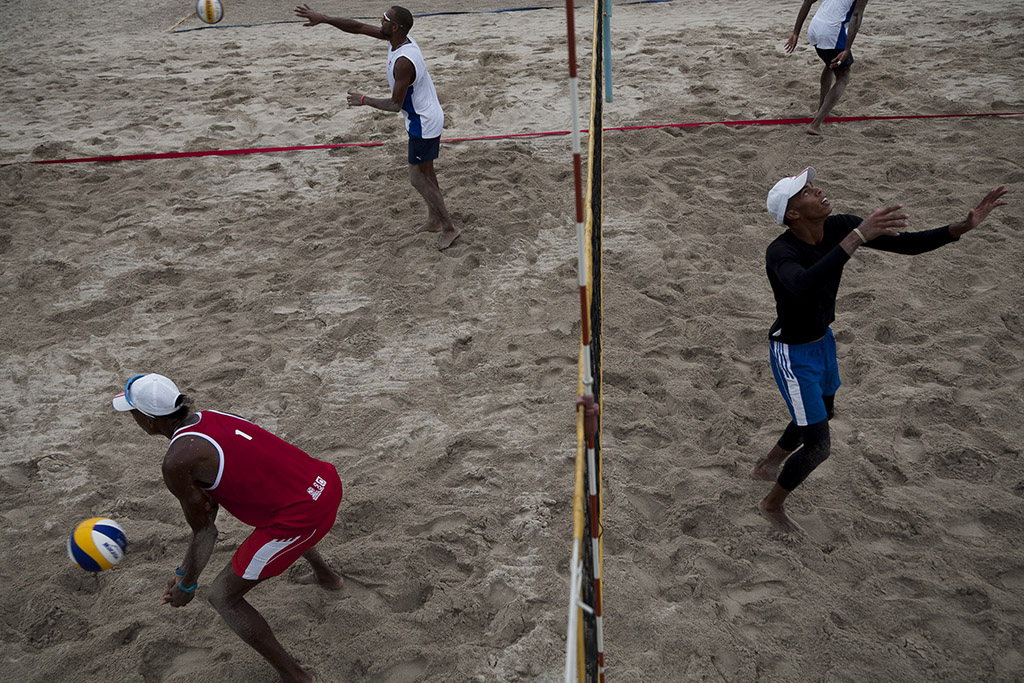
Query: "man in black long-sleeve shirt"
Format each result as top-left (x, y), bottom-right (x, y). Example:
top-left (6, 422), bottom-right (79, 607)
top-left (751, 167), bottom-right (1007, 533)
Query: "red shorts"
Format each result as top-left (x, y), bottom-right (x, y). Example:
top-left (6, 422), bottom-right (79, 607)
top-left (231, 485), bottom-right (342, 581)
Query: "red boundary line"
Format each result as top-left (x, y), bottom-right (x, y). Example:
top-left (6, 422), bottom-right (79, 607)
top-left (5, 111), bottom-right (1022, 167)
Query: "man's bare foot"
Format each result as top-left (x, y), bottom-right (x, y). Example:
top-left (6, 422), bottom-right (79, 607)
top-left (750, 459), bottom-right (781, 481)
top-left (415, 220), bottom-right (442, 234)
top-left (806, 125), bottom-right (824, 136)
top-left (758, 497), bottom-right (805, 534)
top-left (438, 226), bottom-right (461, 250)
top-left (294, 571), bottom-right (344, 590)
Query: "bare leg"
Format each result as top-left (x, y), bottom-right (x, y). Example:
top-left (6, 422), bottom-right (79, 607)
top-left (758, 483), bottom-right (805, 534)
top-left (750, 443), bottom-right (793, 481)
top-left (413, 161), bottom-right (444, 233)
top-left (808, 66), bottom-right (850, 136)
top-left (293, 548), bottom-right (343, 590)
top-left (414, 185), bottom-right (443, 234)
top-left (206, 562), bottom-right (314, 683)
top-left (409, 161), bottom-right (460, 249)
top-left (817, 65), bottom-right (834, 109)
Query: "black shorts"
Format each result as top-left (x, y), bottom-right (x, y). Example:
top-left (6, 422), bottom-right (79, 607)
top-left (408, 135), bottom-right (440, 165)
top-left (815, 47), bottom-right (854, 71)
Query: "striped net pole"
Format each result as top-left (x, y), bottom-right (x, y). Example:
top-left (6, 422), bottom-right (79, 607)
top-left (562, 4), bottom-right (591, 401)
top-left (603, 0), bottom-right (613, 102)
top-left (565, 437), bottom-right (586, 681)
top-left (564, 1), bottom-right (605, 681)
top-left (563, 0), bottom-right (588, 676)
top-left (582, 0), bottom-right (606, 676)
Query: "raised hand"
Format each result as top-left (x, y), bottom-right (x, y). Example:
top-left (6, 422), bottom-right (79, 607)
top-left (857, 204), bottom-right (909, 240)
top-left (950, 185), bottom-right (1009, 237)
top-left (294, 4), bottom-right (322, 26)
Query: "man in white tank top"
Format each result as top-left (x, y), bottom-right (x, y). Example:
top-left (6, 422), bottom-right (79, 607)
top-left (295, 5), bottom-right (460, 249)
top-left (784, 0), bottom-right (869, 136)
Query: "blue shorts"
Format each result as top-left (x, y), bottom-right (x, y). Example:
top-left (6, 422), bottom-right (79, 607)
top-left (770, 329), bottom-right (841, 426)
top-left (408, 135), bottom-right (440, 165)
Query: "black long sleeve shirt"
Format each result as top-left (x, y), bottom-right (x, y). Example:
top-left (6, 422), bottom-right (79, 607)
top-left (765, 214), bottom-right (958, 344)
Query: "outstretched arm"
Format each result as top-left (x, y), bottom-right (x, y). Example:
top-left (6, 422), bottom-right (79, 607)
top-left (294, 4), bottom-right (386, 39)
top-left (840, 203), bottom-right (908, 255)
top-left (160, 438), bottom-right (220, 607)
top-left (830, 0), bottom-right (869, 68)
top-left (785, 0), bottom-right (816, 54)
top-left (949, 184), bottom-right (1009, 238)
top-left (848, 185), bottom-right (1008, 255)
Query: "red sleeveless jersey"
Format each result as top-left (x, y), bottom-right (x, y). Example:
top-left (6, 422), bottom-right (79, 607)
top-left (170, 410), bottom-right (341, 529)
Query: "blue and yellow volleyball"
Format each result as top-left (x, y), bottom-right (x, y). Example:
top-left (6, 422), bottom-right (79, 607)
top-left (195, 0), bottom-right (224, 25)
top-left (67, 517), bottom-right (128, 572)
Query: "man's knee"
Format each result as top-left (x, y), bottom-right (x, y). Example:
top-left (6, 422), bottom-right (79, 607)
top-left (408, 164), bottom-right (428, 186)
top-left (206, 580), bottom-right (227, 611)
top-left (804, 437), bottom-right (831, 469)
top-left (205, 569), bottom-right (250, 612)
top-left (803, 421), bottom-right (832, 467)
top-left (776, 422), bottom-right (831, 491)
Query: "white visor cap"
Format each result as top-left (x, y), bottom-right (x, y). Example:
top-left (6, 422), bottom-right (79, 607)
top-left (767, 166), bottom-right (816, 225)
top-left (112, 373), bottom-right (182, 417)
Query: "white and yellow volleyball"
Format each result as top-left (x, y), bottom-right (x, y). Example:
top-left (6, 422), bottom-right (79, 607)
top-left (196, 0), bottom-right (224, 25)
top-left (67, 517), bottom-right (128, 572)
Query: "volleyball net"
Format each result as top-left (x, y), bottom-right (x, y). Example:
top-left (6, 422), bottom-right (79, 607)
top-left (564, 1), bottom-right (606, 681)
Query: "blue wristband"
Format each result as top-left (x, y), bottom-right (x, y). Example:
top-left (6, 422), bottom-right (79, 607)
top-left (174, 567), bottom-right (186, 576)
top-left (177, 580), bottom-right (197, 593)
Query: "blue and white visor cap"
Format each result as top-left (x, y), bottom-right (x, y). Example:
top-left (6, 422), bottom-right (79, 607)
top-left (112, 373), bottom-right (182, 417)
top-left (767, 166), bottom-right (816, 225)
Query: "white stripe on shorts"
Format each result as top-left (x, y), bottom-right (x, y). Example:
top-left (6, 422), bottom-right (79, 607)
top-left (241, 533), bottom-right (306, 580)
top-left (771, 340), bottom-right (809, 426)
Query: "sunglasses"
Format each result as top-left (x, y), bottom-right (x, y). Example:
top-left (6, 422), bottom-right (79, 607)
top-left (382, 12), bottom-right (403, 28)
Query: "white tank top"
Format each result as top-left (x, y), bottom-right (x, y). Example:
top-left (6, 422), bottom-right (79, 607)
top-left (807, 0), bottom-right (856, 50)
top-left (387, 37), bottom-right (444, 139)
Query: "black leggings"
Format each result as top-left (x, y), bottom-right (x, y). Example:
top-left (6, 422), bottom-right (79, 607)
top-left (776, 395), bottom-right (834, 491)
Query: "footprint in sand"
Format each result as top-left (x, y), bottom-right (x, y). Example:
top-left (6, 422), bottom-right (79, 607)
top-left (368, 656), bottom-right (428, 683)
top-left (407, 513), bottom-right (469, 537)
top-left (139, 642), bottom-right (214, 682)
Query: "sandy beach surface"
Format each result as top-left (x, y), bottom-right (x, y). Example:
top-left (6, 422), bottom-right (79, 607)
top-left (2, 1), bottom-right (1023, 681)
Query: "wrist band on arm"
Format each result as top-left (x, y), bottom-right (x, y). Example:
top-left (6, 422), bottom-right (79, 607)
top-left (853, 228), bottom-right (866, 243)
top-left (178, 581), bottom-right (197, 593)
top-left (174, 567), bottom-right (186, 576)
top-left (360, 95), bottom-right (365, 105)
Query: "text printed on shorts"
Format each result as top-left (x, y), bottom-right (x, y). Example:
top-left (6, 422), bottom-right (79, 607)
top-left (307, 476), bottom-right (327, 501)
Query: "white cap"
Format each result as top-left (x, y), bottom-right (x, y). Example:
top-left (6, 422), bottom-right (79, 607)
top-left (767, 166), bottom-right (815, 225)
top-left (112, 374), bottom-right (183, 417)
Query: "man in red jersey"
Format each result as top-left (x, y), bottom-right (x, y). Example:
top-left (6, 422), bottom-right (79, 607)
top-left (113, 373), bottom-right (343, 683)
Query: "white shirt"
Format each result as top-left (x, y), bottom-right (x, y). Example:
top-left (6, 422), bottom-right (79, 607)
top-left (808, 0), bottom-right (857, 50)
top-left (387, 37), bottom-right (444, 139)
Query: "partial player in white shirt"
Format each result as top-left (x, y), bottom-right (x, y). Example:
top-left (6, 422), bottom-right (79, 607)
top-left (785, 0), bottom-right (869, 136)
